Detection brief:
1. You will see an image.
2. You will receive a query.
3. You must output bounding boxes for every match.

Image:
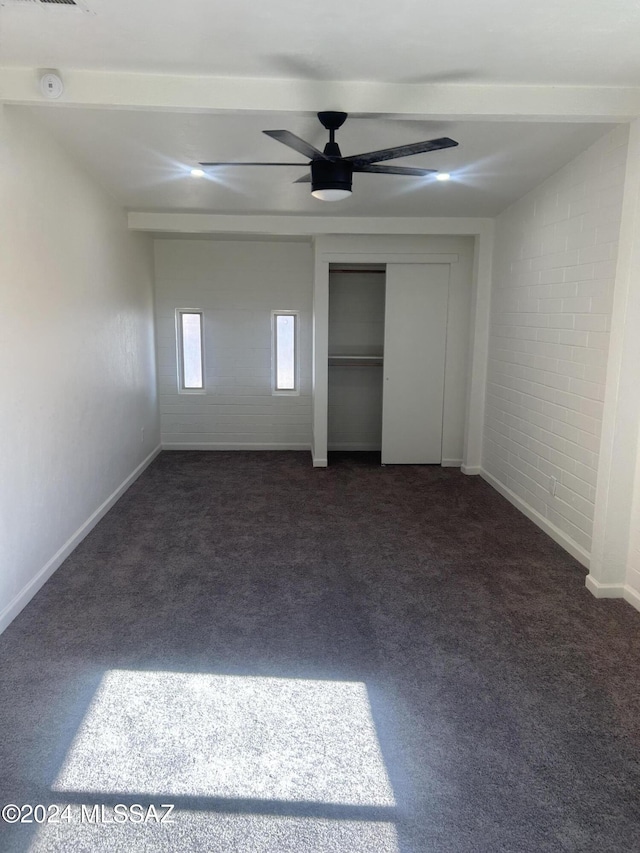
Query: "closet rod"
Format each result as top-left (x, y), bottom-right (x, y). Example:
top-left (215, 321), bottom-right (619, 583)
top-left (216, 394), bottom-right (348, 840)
top-left (330, 269), bottom-right (386, 274)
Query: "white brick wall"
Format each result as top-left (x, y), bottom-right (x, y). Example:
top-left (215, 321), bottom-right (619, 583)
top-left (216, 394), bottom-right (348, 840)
top-left (154, 239), bottom-right (313, 449)
top-left (484, 125), bottom-right (629, 555)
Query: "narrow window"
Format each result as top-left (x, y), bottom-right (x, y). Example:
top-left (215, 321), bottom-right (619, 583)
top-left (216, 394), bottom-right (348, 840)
top-left (176, 310), bottom-right (204, 391)
top-left (273, 311), bottom-right (298, 393)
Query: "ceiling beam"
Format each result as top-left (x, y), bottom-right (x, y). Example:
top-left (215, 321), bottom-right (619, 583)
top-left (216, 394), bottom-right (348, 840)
top-left (2, 68), bottom-right (640, 123)
top-left (127, 212), bottom-right (493, 236)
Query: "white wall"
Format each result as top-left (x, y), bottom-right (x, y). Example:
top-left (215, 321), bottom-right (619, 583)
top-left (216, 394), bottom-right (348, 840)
top-left (154, 238), bottom-right (313, 449)
top-left (0, 106), bottom-right (159, 633)
top-left (442, 241), bottom-right (475, 465)
top-left (626, 450), bottom-right (640, 598)
top-left (484, 125), bottom-right (629, 562)
top-left (585, 118), bottom-right (640, 610)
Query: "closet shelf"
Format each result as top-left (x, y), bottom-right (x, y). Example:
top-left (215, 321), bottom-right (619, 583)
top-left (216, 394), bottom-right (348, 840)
top-left (328, 354), bottom-right (384, 367)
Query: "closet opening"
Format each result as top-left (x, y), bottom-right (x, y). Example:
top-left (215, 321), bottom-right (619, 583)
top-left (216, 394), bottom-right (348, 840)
top-left (328, 263), bottom-right (386, 463)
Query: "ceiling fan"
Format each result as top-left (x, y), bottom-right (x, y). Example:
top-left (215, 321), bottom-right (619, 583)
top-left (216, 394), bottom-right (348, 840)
top-left (199, 111), bottom-right (458, 201)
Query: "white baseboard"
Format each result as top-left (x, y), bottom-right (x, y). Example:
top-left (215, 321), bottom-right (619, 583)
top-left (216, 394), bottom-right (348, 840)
top-left (313, 457), bottom-right (328, 468)
top-left (162, 442), bottom-right (311, 451)
top-left (480, 468), bottom-right (590, 568)
top-left (461, 464), bottom-right (482, 475)
top-left (625, 586), bottom-right (640, 612)
top-left (441, 458), bottom-right (463, 468)
top-left (0, 445), bottom-right (162, 636)
top-left (585, 575), bottom-right (640, 613)
top-left (585, 575), bottom-right (625, 598)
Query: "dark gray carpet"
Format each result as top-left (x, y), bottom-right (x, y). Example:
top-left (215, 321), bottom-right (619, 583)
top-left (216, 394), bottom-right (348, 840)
top-left (1, 451), bottom-right (640, 852)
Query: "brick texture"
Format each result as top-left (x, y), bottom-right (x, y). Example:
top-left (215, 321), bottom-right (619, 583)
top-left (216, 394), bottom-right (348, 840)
top-left (484, 126), bottom-right (629, 554)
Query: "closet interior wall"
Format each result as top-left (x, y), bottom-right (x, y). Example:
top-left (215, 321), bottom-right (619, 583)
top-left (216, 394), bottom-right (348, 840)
top-left (328, 265), bottom-right (386, 451)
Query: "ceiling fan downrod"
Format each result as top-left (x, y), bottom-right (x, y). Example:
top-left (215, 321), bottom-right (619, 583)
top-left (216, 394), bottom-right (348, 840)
top-left (317, 111), bottom-right (348, 159)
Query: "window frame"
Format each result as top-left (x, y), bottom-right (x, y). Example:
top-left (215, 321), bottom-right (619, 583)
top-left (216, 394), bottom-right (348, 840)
top-left (175, 309), bottom-right (206, 394)
top-left (271, 310), bottom-right (300, 396)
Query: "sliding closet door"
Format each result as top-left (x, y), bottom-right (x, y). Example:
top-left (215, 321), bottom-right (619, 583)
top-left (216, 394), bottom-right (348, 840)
top-left (381, 263), bottom-right (449, 464)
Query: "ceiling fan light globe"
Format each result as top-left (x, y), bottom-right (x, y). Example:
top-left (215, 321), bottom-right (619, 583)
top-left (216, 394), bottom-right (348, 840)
top-left (311, 188), bottom-right (352, 202)
top-left (310, 159), bottom-right (353, 202)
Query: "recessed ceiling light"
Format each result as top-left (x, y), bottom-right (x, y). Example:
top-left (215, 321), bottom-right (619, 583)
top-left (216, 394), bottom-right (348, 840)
top-left (190, 168), bottom-right (205, 178)
top-left (436, 173), bottom-right (451, 181)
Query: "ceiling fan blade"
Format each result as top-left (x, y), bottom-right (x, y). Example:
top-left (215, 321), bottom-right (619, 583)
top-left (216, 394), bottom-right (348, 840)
top-left (345, 137), bottom-right (458, 166)
top-left (263, 130), bottom-right (329, 161)
top-left (199, 162), bottom-right (306, 167)
top-left (293, 174), bottom-right (312, 183)
top-left (353, 164), bottom-right (438, 176)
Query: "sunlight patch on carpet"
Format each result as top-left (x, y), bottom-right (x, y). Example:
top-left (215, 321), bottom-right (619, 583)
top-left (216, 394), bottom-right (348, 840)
top-left (52, 670), bottom-right (395, 807)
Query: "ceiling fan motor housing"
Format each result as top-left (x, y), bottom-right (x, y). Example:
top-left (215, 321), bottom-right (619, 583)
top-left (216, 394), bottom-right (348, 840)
top-left (311, 159), bottom-right (353, 194)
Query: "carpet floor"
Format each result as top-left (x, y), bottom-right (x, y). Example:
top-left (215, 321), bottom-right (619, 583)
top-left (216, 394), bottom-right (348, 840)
top-left (1, 451), bottom-right (640, 852)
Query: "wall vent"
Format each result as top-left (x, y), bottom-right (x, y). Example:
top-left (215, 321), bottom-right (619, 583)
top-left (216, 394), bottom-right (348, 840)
top-left (0, 0), bottom-right (92, 10)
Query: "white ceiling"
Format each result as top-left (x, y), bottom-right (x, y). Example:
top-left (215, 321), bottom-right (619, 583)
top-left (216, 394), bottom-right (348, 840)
top-left (24, 106), bottom-right (612, 217)
top-left (1, 0), bottom-right (638, 220)
top-left (1, 0), bottom-right (640, 86)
